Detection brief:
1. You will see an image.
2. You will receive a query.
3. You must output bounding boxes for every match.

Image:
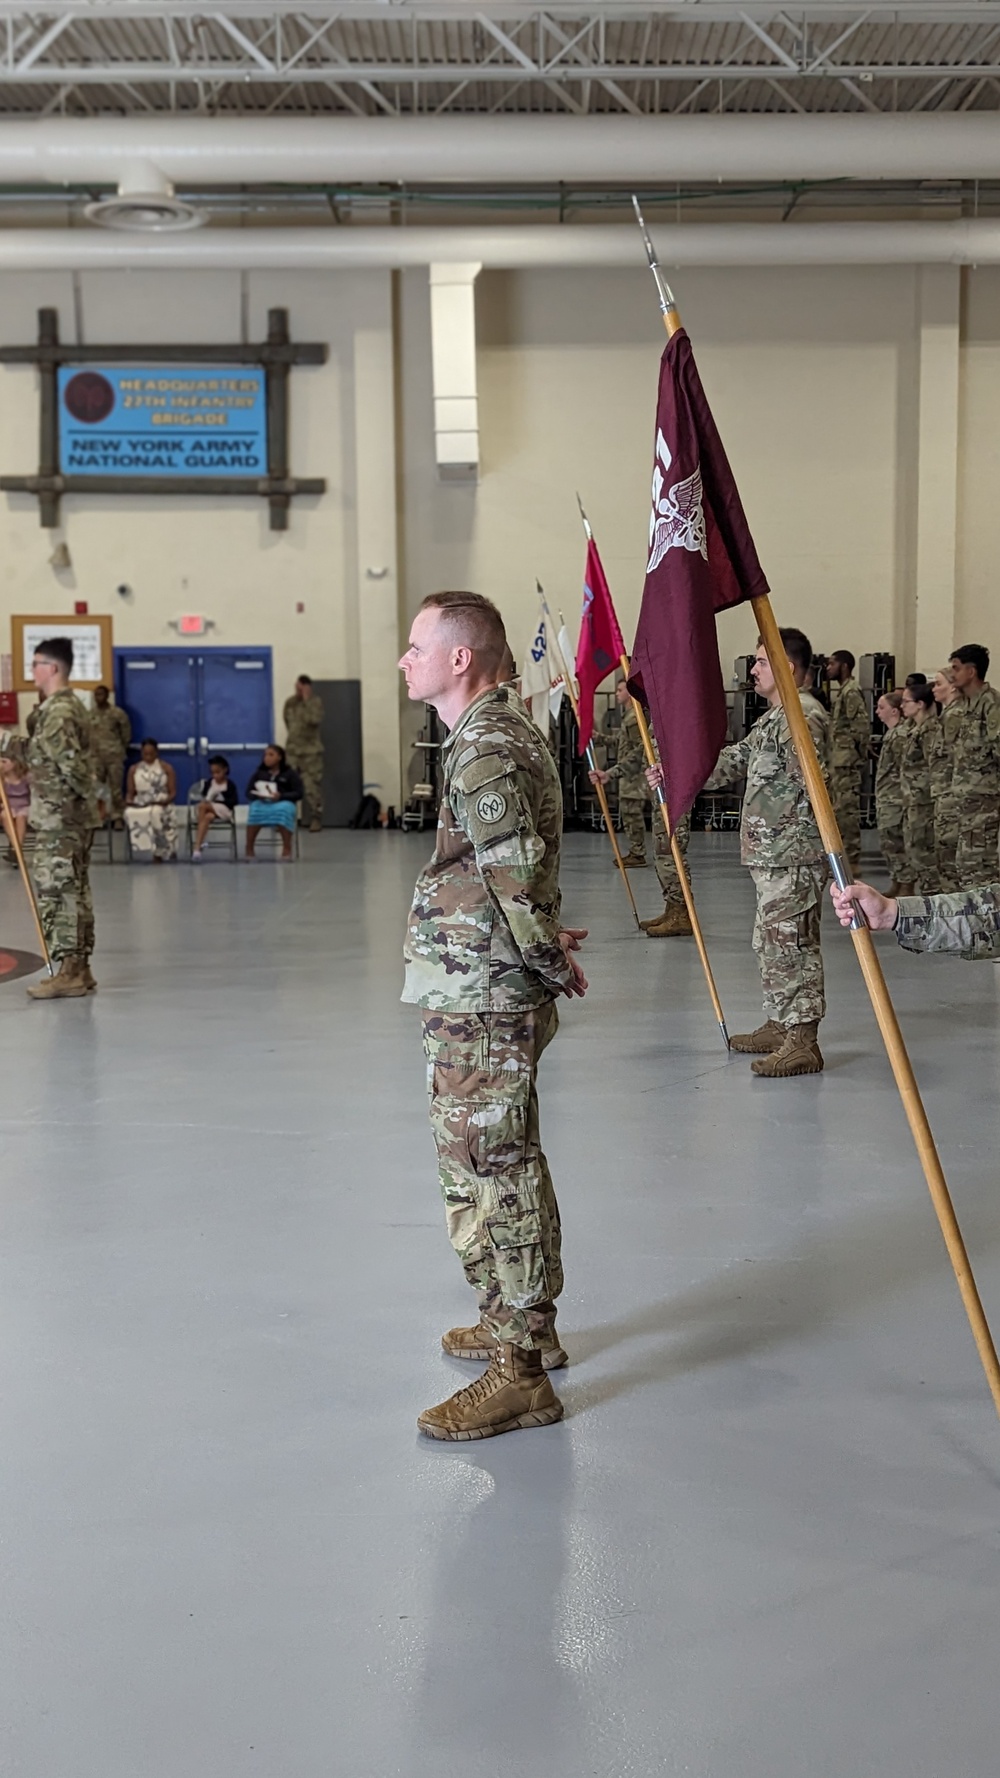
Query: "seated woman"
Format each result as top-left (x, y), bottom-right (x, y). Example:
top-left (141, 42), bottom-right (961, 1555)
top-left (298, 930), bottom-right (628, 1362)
top-left (191, 754), bottom-right (238, 861)
top-left (245, 744), bottom-right (302, 860)
top-left (124, 738), bottom-right (178, 863)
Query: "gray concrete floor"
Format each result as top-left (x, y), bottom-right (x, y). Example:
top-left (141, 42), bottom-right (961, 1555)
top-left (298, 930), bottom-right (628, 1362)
top-left (1, 829), bottom-right (999, 1777)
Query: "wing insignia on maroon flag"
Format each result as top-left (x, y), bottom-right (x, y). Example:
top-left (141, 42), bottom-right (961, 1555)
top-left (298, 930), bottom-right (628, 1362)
top-left (647, 429), bottom-right (707, 573)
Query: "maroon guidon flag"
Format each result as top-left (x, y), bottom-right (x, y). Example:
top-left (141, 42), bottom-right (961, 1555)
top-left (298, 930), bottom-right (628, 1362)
top-left (628, 328), bottom-right (770, 826)
top-left (575, 537), bottom-right (627, 753)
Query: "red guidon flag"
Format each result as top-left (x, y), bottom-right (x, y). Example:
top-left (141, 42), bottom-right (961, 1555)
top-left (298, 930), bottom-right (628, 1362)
top-left (575, 537), bottom-right (626, 753)
top-left (628, 329), bottom-right (769, 825)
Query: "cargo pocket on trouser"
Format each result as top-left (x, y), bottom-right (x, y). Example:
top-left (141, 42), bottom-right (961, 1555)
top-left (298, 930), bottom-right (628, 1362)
top-left (485, 1208), bottom-right (547, 1314)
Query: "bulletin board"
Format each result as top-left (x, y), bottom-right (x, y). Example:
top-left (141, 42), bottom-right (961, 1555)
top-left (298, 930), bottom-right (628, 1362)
top-left (11, 614), bottom-right (113, 692)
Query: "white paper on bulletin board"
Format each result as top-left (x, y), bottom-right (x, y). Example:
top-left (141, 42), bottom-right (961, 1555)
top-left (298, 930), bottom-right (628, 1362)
top-left (11, 615), bottom-right (113, 690)
top-left (21, 623), bottom-right (102, 682)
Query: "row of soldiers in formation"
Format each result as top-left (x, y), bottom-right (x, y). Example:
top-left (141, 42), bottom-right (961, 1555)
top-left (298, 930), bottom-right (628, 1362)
top-left (601, 643), bottom-right (1000, 937)
top-left (873, 645), bottom-right (999, 895)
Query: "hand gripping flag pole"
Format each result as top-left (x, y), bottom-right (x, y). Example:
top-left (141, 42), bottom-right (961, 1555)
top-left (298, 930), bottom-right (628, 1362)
top-left (0, 771), bottom-right (53, 976)
top-left (574, 501), bottom-right (730, 1047)
top-left (534, 580), bottom-right (642, 931)
top-left (632, 195), bottom-right (1000, 1420)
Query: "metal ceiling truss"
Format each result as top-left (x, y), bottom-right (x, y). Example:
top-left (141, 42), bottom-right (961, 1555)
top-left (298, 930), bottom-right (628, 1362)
top-left (0, 4), bottom-right (999, 116)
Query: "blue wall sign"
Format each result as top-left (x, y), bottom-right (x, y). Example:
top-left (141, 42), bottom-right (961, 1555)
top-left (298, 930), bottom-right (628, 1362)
top-left (57, 365), bottom-right (268, 477)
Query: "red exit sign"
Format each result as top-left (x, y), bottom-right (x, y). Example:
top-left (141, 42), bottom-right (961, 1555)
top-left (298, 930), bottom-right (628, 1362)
top-left (178, 614), bottom-right (206, 636)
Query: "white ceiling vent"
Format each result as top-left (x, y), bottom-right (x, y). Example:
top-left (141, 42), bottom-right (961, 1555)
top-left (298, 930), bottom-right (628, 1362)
top-left (84, 160), bottom-right (204, 234)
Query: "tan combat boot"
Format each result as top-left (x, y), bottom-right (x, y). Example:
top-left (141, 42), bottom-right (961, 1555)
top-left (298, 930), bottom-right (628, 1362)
top-left (26, 957), bottom-right (88, 1001)
top-left (418, 1342), bottom-right (564, 1441)
top-left (81, 962), bottom-right (98, 993)
top-left (751, 1021), bottom-right (824, 1078)
top-left (643, 904), bottom-right (693, 937)
top-left (728, 1019), bottom-right (785, 1055)
top-left (617, 852), bottom-right (647, 869)
top-left (441, 1322), bottom-right (568, 1371)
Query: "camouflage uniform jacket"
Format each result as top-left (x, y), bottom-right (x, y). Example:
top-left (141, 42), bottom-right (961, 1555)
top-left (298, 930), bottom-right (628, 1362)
top-left (705, 689), bottom-right (829, 869)
top-left (828, 678), bottom-right (869, 773)
top-left (950, 684), bottom-right (1000, 798)
top-left (402, 683), bottom-right (574, 1012)
top-left (896, 886), bottom-right (1000, 959)
top-left (24, 689), bottom-right (95, 830)
top-left (899, 713), bottom-right (937, 811)
top-left (875, 719), bottom-right (907, 821)
top-left (283, 694), bottom-right (324, 754)
top-left (88, 702), bottom-right (131, 754)
top-left (929, 704), bottom-right (961, 805)
top-left (605, 706), bottom-right (646, 786)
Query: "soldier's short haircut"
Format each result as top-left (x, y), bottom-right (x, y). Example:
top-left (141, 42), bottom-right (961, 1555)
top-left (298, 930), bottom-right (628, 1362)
top-left (421, 591), bottom-right (508, 676)
top-left (950, 643), bottom-right (990, 679)
top-left (905, 672), bottom-right (928, 688)
top-left (762, 626), bottom-right (812, 675)
top-left (34, 635), bottom-right (73, 674)
top-left (296, 674), bottom-right (313, 685)
top-left (830, 649), bottom-right (856, 673)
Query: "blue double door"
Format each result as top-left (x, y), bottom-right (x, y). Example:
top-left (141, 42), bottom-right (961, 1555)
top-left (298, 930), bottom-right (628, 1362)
top-left (114, 646), bottom-right (274, 804)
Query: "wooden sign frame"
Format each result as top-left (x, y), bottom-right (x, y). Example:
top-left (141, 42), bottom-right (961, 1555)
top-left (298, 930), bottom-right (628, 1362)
top-left (0, 307), bottom-right (327, 532)
top-left (11, 613), bottom-right (113, 692)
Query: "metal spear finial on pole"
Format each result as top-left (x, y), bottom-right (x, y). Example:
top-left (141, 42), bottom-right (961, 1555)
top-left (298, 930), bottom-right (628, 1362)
top-left (631, 195), bottom-right (682, 336)
top-left (628, 234), bottom-right (1000, 1421)
top-left (535, 579), bottom-right (641, 931)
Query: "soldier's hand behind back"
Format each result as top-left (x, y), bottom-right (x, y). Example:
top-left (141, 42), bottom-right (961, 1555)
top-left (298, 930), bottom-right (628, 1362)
top-left (558, 928), bottom-right (589, 997)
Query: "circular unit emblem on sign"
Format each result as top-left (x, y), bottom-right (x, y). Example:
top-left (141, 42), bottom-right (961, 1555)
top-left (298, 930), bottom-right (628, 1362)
top-left (63, 371), bottom-right (116, 424)
top-left (475, 790), bottom-right (507, 824)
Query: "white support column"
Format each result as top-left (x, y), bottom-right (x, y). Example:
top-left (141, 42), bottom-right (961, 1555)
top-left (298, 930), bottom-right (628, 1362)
top-left (914, 264), bottom-right (961, 671)
top-left (429, 261), bottom-right (481, 481)
top-left (354, 301), bottom-right (401, 810)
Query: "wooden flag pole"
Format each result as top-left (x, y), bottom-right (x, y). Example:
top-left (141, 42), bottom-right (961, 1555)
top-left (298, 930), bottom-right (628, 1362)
top-left (574, 497), bottom-right (730, 1047)
top-left (0, 770), bottom-right (53, 975)
top-left (535, 582), bottom-right (641, 930)
top-left (632, 194), bottom-right (1000, 1418)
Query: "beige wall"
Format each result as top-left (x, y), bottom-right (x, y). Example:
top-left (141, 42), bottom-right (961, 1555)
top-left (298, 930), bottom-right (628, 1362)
top-left (0, 257), bottom-right (994, 809)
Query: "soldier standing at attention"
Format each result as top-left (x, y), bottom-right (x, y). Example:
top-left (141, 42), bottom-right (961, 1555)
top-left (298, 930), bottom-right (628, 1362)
top-left (283, 674), bottom-right (324, 833)
top-left (931, 667), bottom-right (964, 891)
top-left (0, 636), bottom-right (96, 999)
top-left (948, 644), bottom-right (1000, 889)
top-left (874, 690), bottom-right (907, 893)
top-left (826, 649), bottom-right (870, 876)
top-left (589, 680), bottom-right (693, 938)
top-left (653, 627), bottom-right (830, 1078)
top-left (399, 590), bottom-right (587, 1441)
top-left (898, 682), bottom-right (939, 894)
top-left (87, 683), bottom-right (131, 827)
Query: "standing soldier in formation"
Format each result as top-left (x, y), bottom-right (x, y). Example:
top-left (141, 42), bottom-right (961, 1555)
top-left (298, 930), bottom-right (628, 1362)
top-left (898, 682), bottom-right (939, 894)
top-left (1, 636), bottom-right (96, 999)
top-left (931, 667), bottom-right (964, 891)
top-left (826, 649), bottom-right (870, 875)
top-left (590, 681), bottom-right (693, 937)
top-left (590, 679), bottom-right (649, 869)
top-left (875, 690), bottom-right (907, 893)
top-left (283, 674), bottom-right (324, 833)
top-left (87, 683), bottom-right (131, 827)
top-left (948, 644), bottom-right (1000, 889)
top-left (400, 590), bottom-right (587, 1441)
top-left (656, 626), bottom-right (830, 1079)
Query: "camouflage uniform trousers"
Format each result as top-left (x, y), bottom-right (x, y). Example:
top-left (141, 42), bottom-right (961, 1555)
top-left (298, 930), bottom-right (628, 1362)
top-left (287, 746), bottom-right (323, 826)
top-left (934, 793), bottom-right (960, 892)
top-left (31, 819), bottom-right (94, 963)
top-left (421, 1002), bottom-right (562, 1351)
top-left (830, 765), bottom-right (863, 875)
top-left (749, 863), bottom-right (827, 1027)
top-left (617, 775), bottom-right (649, 858)
top-left (877, 817), bottom-right (906, 884)
top-left (902, 803), bottom-right (939, 894)
top-left (90, 744), bottom-right (126, 821)
top-left (954, 795), bottom-right (1000, 890)
top-left (653, 810), bottom-right (691, 906)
